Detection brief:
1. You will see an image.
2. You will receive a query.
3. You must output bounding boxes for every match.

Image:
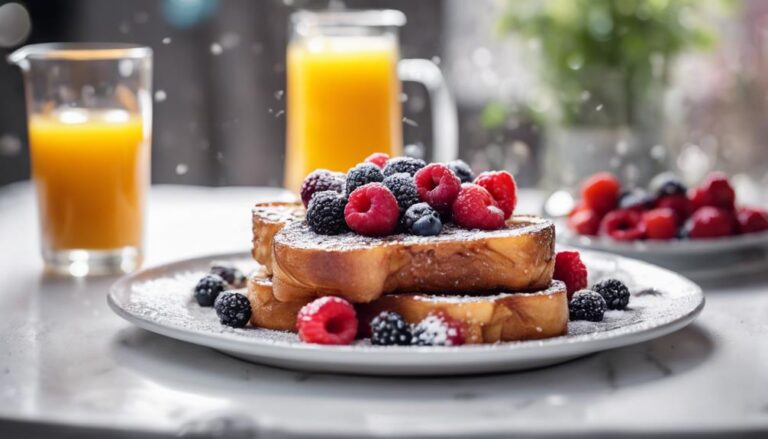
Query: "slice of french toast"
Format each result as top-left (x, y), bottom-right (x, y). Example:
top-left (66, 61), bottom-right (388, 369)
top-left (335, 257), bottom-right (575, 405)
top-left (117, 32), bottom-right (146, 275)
top-left (270, 217), bottom-right (555, 304)
top-left (246, 273), bottom-right (568, 344)
top-left (251, 201), bottom-right (304, 274)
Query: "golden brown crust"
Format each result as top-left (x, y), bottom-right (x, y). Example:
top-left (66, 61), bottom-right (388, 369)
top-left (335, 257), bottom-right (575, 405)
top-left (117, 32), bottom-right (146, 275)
top-left (251, 201), bottom-right (304, 274)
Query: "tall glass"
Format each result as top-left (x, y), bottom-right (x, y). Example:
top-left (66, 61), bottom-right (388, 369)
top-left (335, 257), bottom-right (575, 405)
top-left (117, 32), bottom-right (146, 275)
top-left (8, 44), bottom-right (152, 276)
top-left (285, 10), bottom-right (457, 192)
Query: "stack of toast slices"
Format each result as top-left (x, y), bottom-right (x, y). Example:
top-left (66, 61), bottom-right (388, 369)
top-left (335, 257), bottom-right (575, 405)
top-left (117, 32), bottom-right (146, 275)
top-left (248, 201), bottom-right (569, 344)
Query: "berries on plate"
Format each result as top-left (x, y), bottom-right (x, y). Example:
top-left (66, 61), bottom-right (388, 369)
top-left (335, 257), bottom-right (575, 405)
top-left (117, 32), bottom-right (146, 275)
top-left (364, 152), bottom-right (390, 169)
top-left (700, 172), bottom-right (736, 210)
top-left (411, 312), bottom-right (465, 346)
top-left (447, 159), bottom-right (475, 183)
top-left (209, 264), bottom-right (246, 288)
top-left (300, 169), bottom-right (345, 208)
top-left (344, 183), bottom-right (400, 236)
top-left (591, 279), bottom-right (630, 310)
top-left (655, 194), bottom-right (693, 223)
top-left (402, 202), bottom-right (442, 236)
top-left (194, 274), bottom-right (225, 307)
top-left (473, 170), bottom-right (518, 219)
top-left (297, 296), bottom-right (358, 345)
top-left (569, 289), bottom-right (607, 322)
top-left (553, 251), bottom-right (588, 299)
top-left (346, 163), bottom-right (384, 196)
top-left (650, 172), bottom-right (687, 197)
top-left (383, 156), bottom-right (426, 177)
top-left (307, 190), bottom-right (348, 235)
top-left (618, 189), bottom-right (655, 211)
top-left (370, 311), bottom-right (412, 346)
top-left (214, 291), bottom-right (252, 328)
top-left (580, 172), bottom-right (620, 214)
top-left (642, 208), bottom-right (678, 240)
top-left (683, 206), bottom-right (735, 239)
top-left (383, 172), bottom-right (420, 214)
top-left (599, 209), bottom-right (644, 241)
top-left (414, 163), bottom-right (462, 215)
top-left (736, 207), bottom-right (768, 234)
top-left (568, 203), bottom-right (600, 236)
top-left (451, 183), bottom-right (505, 230)
top-left (688, 186), bottom-right (713, 211)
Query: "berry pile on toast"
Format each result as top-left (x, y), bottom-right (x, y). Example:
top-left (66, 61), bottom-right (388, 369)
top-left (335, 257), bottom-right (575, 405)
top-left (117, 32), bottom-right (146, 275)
top-left (194, 154), bottom-right (637, 346)
top-left (569, 171), bottom-right (768, 241)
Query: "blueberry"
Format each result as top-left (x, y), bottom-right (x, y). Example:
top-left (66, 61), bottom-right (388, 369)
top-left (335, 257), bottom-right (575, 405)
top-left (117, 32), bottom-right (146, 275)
top-left (194, 274), bottom-right (225, 307)
top-left (346, 163), bottom-right (384, 196)
top-left (383, 172), bottom-right (420, 214)
top-left (370, 311), bottom-right (412, 346)
top-left (402, 202), bottom-right (442, 236)
top-left (650, 172), bottom-right (687, 197)
top-left (447, 160), bottom-right (474, 184)
top-left (306, 191), bottom-right (348, 235)
top-left (210, 265), bottom-right (246, 288)
top-left (618, 189), bottom-right (655, 210)
top-left (382, 157), bottom-right (426, 177)
top-left (214, 291), bottom-right (252, 328)
top-left (592, 279), bottom-right (630, 310)
top-left (569, 289), bottom-right (606, 322)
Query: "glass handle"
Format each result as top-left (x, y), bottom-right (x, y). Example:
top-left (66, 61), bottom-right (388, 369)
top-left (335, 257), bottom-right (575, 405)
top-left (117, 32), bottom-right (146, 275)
top-left (398, 58), bottom-right (458, 163)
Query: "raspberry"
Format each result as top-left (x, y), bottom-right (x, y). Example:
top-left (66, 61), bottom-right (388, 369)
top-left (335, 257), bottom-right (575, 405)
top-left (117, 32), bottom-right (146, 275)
top-left (344, 183), bottom-right (400, 236)
top-left (684, 206), bottom-right (736, 239)
top-left (553, 251), bottom-right (588, 299)
top-left (736, 207), bottom-right (768, 234)
top-left (300, 169), bottom-right (345, 208)
top-left (473, 170), bottom-right (518, 219)
top-left (306, 191), bottom-right (348, 235)
top-left (655, 194), bottom-right (693, 222)
top-left (382, 172), bottom-right (420, 214)
top-left (618, 189), bottom-right (655, 211)
top-left (345, 163), bottom-right (384, 196)
top-left (567, 204), bottom-right (601, 236)
top-left (414, 163), bottom-right (462, 215)
top-left (701, 172), bottom-right (736, 210)
top-left (209, 264), bottom-right (246, 288)
top-left (580, 172), bottom-right (621, 214)
top-left (599, 209), bottom-right (645, 241)
top-left (447, 159), bottom-right (475, 183)
top-left (297, 297), bottom-right (358, 345)
top-left (649, 172), bottom-right (687, 197)
top-left (591, 279), bottom-right (630, 310)
top-left (214, 291), bottom-right (252, 328)
top-left (569, 290), bottom-right (606, 322)
top-left (451, 183), bottom-right (505, 230)
top-left (364, 152), bottom-right (389, 169)
top-left (412, 312), bottom-right (465, 346)
top-left (688, 187), bottom-right (713, 210)
top-left (642, 208), bottom-right (678, 240)
top-left (194, 274), bottom-right (225, 307)
top-left (402, 202), bottom-right (442, 236)
top-left (370, 311), bottom-right (412, 346)
top-left (382, 157), bottom-right (426, 177)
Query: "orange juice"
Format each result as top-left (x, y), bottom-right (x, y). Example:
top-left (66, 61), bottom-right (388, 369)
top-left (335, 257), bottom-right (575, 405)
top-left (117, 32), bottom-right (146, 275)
top-left (28, 109), bottom-right (149, 250)
top-left (285, 35), bottom-right (402, 192)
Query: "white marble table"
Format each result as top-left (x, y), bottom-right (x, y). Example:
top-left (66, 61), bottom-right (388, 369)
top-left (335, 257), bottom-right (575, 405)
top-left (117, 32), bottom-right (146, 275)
top-left (1, 182), bottom-right (767, 438)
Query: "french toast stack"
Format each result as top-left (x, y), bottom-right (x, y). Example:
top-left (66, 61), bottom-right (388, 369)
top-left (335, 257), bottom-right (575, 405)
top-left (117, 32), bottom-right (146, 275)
top-left (248, 197), bottom-right (569, 345)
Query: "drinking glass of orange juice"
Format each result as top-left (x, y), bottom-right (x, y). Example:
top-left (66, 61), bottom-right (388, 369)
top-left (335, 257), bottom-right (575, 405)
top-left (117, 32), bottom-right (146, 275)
top-left (8, 44), bottom-right (152, 276)
top-left (285, 10), bottom-right (457, 192)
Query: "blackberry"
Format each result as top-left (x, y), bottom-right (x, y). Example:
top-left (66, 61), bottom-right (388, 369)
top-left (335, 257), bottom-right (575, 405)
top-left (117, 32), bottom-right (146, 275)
top-left (346, 163), bottom-right (384, 196)
top-left (382, 157), bottom-right (426, 177)
top-left (569, 290), bottom-right (606, 322)
top-left (447, 160), bottom-right (474, 183)
top-left (307, 191), bottom-right (348, 235)
top-left (383, 172), bottom-right (420, 214)
top-left (210, 265), bottom-right (246, 288)
top-left (194, 274), bottom-right (225, 307)
top-left (592, 278), bottom-right (631, 310)
top-left (402, 202), bottom-right (442, 236)
top-left (214, 291), bottom-right (252, 328)
top-left (300, 169), bottom-right (345, 207)
top-left (618, 189), bottom-right (655, 210)
top-left (650, 172), bottom-right (687, 197)
top-left (370, 311), bottom-right (412, 346)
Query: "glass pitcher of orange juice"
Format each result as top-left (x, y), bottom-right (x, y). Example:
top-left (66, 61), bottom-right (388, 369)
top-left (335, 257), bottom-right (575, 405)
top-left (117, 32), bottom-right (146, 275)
top-left (8, 44), bottom-right (152, 276)
top-left (285, 9), bottom-right (457, 192)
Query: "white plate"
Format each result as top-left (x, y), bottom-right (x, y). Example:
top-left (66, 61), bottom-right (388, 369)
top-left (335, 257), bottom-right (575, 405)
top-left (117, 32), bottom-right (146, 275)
top-left (108, 251), bottom-right (704, 376)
